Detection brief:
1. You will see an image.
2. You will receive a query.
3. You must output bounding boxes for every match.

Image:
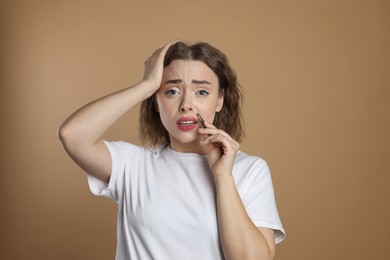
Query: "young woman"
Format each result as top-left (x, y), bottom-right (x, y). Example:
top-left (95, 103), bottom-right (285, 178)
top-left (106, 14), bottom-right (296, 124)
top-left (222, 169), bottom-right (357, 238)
top-left (58, 41), bottom-right (285, 260)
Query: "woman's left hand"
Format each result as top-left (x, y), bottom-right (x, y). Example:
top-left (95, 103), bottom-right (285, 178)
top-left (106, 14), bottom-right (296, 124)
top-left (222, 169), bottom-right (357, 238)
top-left (199, 121), bottom-right (239, 177)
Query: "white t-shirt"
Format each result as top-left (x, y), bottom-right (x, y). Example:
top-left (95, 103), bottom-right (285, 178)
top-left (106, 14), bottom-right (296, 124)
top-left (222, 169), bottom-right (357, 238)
top-left (87, 141), bottom-right (285, 260)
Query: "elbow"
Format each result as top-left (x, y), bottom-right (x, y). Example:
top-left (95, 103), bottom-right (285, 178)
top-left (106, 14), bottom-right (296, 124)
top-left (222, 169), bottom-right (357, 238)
top-left (57, 123), bottom-right (66, 143)
top-left (57, 122), bottom-right (70, 146)
top-left (57, 121), bottom-right (79, 150)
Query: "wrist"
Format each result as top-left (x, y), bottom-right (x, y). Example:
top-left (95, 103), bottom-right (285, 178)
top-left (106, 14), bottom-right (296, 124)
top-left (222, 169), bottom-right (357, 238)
top-left (137, 80), bottom-right (160, 98)
top-left (214, 174), bottom-right (235, 190)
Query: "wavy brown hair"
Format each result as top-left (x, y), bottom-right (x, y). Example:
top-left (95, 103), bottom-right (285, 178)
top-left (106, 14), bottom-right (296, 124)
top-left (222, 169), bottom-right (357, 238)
top-left (139, 41), bottom-right (244, 146)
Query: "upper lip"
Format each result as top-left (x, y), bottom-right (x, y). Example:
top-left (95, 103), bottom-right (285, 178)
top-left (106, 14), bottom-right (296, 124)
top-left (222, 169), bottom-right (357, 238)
top-left (176, 116), bottom-right (198, 124)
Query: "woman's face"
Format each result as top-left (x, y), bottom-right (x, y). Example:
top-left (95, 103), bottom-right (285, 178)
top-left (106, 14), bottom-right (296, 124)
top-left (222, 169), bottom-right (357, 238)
top-left (156, 59), bottom-right (224, 153)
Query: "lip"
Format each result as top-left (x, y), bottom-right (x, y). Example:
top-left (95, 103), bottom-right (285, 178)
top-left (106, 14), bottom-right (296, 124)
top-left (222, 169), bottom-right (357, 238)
top-left (176, 116), bottom-right (198, 131)
top-left (176, 116), bottom-right (198, 124)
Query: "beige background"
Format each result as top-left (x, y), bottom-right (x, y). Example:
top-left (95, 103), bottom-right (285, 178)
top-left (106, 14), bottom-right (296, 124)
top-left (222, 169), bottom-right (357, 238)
top-left (1, 0), bottom-right (389, 259)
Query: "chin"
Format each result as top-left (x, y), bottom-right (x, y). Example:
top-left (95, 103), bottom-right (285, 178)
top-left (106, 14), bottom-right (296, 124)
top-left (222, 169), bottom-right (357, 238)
top-left (170, 133), bottom-right (200, 145)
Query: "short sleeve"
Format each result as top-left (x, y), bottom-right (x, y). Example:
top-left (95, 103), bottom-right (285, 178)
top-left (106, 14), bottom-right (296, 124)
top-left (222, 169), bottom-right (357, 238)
top-left (86, 140), bottom-right (129, 202)
top-left (241, 159), bottom-right (286, 244)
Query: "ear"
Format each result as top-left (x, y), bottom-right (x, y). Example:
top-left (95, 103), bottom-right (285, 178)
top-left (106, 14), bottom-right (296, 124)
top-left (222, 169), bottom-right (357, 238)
top-left (155, 102), bottom-right (160, 112)
top-left (216, 89), bottom-right (224, 112)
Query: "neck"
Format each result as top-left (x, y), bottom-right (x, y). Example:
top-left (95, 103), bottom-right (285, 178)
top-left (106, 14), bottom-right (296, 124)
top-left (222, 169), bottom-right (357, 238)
top-left (169, 137), bottom-right (208, 155)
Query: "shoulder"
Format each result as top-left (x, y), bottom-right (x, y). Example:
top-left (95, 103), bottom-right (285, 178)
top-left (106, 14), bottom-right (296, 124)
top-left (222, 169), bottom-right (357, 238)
top-left (235, 151), bottom-right (269, 171)
top-left (233, 151), bottom-right (271, 182)
top-left (103, 140), bottom-right (163, 160)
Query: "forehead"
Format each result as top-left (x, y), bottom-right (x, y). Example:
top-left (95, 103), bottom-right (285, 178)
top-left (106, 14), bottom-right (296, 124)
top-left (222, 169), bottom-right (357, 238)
top-left (162, 60), bottom-right (218, 83)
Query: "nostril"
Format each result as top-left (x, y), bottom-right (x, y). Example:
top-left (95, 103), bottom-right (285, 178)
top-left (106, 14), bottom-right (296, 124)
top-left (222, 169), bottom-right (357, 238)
top-left (179, 105), bottom-right (193, 112)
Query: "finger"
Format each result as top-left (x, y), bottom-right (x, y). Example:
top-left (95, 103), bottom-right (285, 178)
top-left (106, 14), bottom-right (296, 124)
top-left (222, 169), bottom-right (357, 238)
top-left (201, 133), bottom-right (234, 149)
top-left (200, 137), bottom-right (223, 150)
top-left (201, 121), bottom-right (235, 141)
top-left (145, 41), bottom-right (177, 65)
top-left (198, 119), bottom-right (236, 139)
top-left (199, 127), bottom-right (233, 141)
top-left (156, 40), bottom-right (179, 59)
top-left (206, 134), bottom-right (233, 145)
top-left (203, 120), bottom-right (217, 129)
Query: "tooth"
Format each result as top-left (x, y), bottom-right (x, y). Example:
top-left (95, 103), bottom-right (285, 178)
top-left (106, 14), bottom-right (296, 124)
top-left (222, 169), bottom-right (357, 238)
top-left (179, 121), bottom-right (195, 125)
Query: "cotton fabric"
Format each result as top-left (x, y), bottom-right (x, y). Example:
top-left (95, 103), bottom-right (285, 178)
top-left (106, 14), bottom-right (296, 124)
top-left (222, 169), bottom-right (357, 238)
top-left (87, 141), bottom-right (285, 260)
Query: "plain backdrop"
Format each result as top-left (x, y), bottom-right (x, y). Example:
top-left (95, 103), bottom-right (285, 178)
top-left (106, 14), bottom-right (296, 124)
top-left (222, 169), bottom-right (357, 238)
top-left (1, 0), bottom-right (389, 259)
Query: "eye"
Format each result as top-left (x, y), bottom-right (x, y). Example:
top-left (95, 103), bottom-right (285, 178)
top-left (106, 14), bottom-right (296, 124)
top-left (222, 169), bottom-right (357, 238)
top-left (165, 89), bottom-right (180, 96)
top-left (197, 90), bottom-right (209, 96)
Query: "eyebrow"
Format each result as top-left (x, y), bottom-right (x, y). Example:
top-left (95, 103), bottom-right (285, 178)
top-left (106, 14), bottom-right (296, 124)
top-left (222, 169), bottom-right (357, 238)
top-left (163, 79), bottom-right (211, 85)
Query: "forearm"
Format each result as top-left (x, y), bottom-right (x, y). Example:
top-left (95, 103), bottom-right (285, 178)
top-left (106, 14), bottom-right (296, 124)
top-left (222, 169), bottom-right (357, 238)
top-left (59, 80), bottom-right (155, 146)
top-left (58, 41), bottom-right (173, 182)
top-left (215, 175), bottom-right (273, 260)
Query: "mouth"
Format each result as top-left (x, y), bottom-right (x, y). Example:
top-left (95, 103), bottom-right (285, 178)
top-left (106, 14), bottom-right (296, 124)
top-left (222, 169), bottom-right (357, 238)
top-left (177, 120), bottom-right (197, 126)
top-left (176, 117), bottom-right (198, 131)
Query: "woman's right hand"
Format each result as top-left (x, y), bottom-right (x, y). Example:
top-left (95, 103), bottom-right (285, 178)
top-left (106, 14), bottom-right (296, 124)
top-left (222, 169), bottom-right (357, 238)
top-left (142, 41), bottom-right (178, 92)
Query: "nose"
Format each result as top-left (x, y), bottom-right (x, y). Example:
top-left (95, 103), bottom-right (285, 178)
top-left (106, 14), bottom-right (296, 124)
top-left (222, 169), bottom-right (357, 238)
top-left (179, 93), bottom-right (194, 112)
top-left (179, 104), bottom-right (193, 112)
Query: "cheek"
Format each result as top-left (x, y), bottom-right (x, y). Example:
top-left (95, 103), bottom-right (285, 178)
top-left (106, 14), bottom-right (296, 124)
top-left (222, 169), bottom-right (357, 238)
top-left (157, 99), bottom-right (169, 112)
top-left (155, 95), bottom-right (175, 120)
top-left (198, 104), bottom-right (218, 122)
top-left (202, 96), bottom-right (222, 111)
top-left (155, 93), bottom-right (166, 111)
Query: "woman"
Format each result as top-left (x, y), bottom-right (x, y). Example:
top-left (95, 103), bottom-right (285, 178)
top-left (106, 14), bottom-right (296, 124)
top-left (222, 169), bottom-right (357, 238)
top-left (58, 41), bottom-right (285, 259)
